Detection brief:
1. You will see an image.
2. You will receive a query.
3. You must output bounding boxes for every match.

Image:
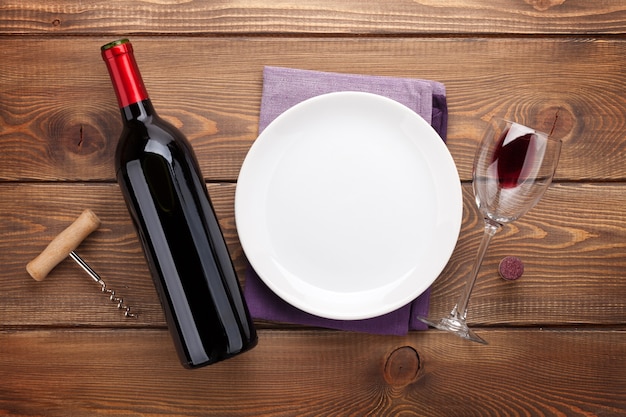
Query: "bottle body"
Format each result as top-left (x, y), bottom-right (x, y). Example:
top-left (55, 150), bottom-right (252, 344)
top-left (102, 40), bottom-right (257, 368)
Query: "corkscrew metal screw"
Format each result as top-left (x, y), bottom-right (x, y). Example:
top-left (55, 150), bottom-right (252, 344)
top-left (26, 209), bottom-right (138, 318)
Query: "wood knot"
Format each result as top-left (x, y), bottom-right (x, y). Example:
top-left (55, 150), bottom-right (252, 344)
top-left (534, 105), bottom-right (575, 141)
top-left (383, 346), bottom-right (421, 387)
top-left (46, 107), bottom-right (109, 158)
top-left (524, 0), bottom-right (566, 11)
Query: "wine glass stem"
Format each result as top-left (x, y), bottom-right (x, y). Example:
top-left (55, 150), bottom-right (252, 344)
top-left (451, 219), bottom-right (500, 320)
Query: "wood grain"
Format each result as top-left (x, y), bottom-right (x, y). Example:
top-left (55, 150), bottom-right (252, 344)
top-left (0, 329), bottom-right (624, 416)
top-left (2, 0), bottom-right (626, 35)
top-left (0, 37), bottom-right (624, 182)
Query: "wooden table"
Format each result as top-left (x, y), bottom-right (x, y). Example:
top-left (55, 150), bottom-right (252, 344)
top-left (2, 1), bottom-right (626, 415)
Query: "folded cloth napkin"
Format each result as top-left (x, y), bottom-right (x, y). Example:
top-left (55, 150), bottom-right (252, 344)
top-left (243, 66), bottom-right (448, 335)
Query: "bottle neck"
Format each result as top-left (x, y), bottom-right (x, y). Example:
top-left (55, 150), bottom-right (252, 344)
top-left (101, 39), bottom-right (149, 109)
top-left (121, 99), bottom-right (156, 123)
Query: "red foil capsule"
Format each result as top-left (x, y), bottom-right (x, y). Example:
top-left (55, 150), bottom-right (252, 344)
top-left (101, 39), bottom-right (149, 108)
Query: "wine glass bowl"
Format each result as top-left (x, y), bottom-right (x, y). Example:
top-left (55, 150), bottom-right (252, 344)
top-left (474, 120), bottom-right (559, 224)
top-left (417, 118), bottom-right (562, 344)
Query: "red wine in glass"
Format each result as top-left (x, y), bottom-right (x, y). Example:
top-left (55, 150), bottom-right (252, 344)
top-left (493, 128), bottom-right (534, 189)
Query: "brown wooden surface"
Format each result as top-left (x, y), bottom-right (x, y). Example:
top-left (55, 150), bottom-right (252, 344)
top-left (2, 1), bottom-right (626, 416)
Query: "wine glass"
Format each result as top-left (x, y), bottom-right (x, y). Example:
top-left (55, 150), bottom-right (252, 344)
top-left (417, 118), bottom-right (562, 344)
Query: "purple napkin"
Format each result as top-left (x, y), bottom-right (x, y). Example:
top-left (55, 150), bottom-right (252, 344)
top-left (243, 66), bottom-right (448, 335)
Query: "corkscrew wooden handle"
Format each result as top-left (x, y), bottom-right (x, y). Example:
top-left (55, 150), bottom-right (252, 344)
top-left (26, 209), bottom-right (101, 281)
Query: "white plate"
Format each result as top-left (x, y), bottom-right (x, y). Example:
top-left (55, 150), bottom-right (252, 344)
top-left (235, 92), bottom-right (462, 320)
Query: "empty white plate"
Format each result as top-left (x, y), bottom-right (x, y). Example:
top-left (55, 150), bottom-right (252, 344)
top-left (235, 92), bottom-right (462, 320)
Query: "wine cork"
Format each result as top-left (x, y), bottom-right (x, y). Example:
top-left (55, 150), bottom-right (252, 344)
top-left (26, 210), bottom-right (101, 281)
top-left (498, 256), bottom-right (524, 281)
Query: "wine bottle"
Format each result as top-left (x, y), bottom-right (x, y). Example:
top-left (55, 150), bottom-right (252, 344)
top-left (101, 39), bottom-right (257, 368)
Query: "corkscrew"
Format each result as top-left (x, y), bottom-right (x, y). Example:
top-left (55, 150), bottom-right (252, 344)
top-left (26, 209), bottom-right (138, 318)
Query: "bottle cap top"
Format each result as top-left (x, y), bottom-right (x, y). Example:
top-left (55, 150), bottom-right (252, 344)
top-left (101, 38), bottom-right (130, 52)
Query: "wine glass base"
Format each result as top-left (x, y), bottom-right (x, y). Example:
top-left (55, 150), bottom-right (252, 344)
top-left (416, 315), bottom-right (488, 345)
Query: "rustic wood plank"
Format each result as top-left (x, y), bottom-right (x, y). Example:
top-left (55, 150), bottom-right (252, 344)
top-left (0, 37), bottom-right (624, 182)
top-left (431, 182), bottom-right (626, 327)
top-left (2, 182), bottom-right (626, 328)
top-left (1, 183), bottom-right (242, 326)
top-left (0, 329), bottom-right (624, 416)
top-left (2, 0), bottom-right (626, 35)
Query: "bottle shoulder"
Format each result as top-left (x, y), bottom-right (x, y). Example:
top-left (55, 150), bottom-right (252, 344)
top-left (116, 116), bottom-right (195, 164)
